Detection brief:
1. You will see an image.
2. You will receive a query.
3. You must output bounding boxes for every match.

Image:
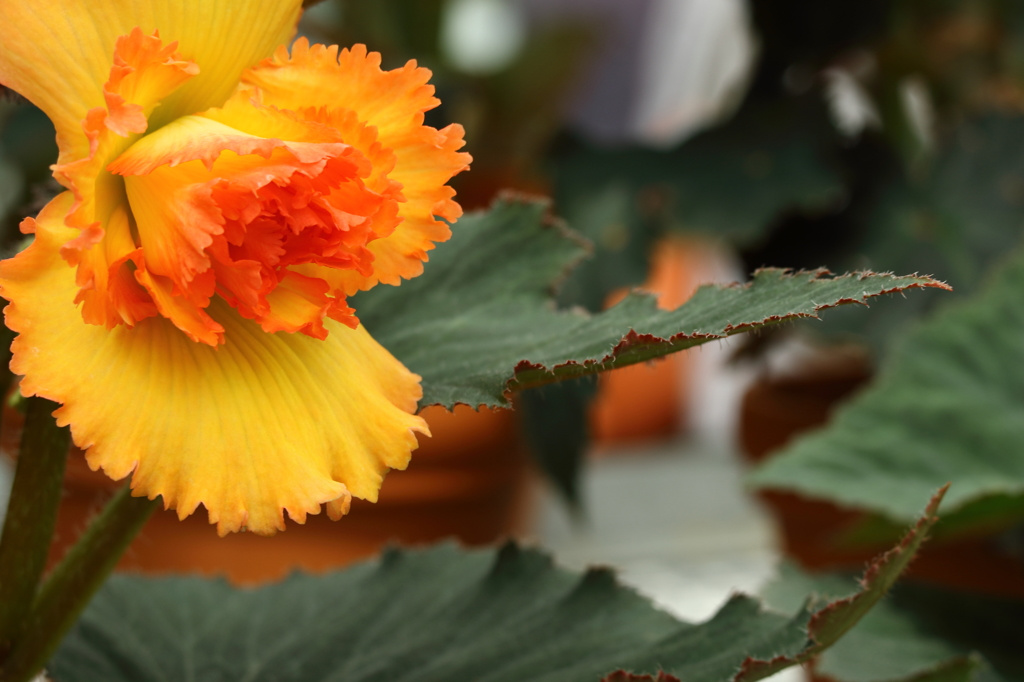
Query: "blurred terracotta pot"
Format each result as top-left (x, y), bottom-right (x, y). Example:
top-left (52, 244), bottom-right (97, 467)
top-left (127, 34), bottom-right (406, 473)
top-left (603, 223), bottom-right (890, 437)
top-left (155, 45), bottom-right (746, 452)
top-left (29, 404), bottom-right (530, 585)
top-left (740, 351), bottom-right (1024, 598)
top-left (590, 237), bottom-right (724, 446)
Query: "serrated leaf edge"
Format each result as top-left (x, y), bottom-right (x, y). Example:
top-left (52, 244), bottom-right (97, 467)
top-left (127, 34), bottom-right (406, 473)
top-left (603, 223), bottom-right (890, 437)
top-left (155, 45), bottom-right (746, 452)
top-left (506, 270), bottom-right (950, 397)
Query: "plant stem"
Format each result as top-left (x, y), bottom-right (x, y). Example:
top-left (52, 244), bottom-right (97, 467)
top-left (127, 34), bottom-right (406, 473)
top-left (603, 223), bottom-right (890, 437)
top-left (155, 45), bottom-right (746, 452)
top-left (0, 397), bottom-right (69, 661)
top-left (0, 486), bottom-right (158, 682)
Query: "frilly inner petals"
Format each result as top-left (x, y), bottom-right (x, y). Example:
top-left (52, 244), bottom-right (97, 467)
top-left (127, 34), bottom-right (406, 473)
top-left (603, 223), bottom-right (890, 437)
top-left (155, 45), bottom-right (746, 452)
top-left (109, 104), bottom-right (395, 344)
top-left (241, 39), bottom-right (471, 293)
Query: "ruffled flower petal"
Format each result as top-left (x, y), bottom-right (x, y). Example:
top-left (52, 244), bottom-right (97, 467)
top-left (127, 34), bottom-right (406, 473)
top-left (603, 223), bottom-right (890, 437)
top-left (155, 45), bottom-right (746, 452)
top-left (109, 102), bottom-right (394, 342)
top-left (0, 193), bottom-right (429, 536)
top-left (0, 0), bottom-right (301, 167)
top-left (240, 39), bottom-right (472, 293)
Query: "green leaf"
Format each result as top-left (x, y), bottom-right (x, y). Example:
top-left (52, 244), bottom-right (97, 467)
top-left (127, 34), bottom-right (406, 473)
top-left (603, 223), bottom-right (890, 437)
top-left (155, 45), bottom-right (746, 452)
top-left (353, 197), bottom-right (949, 410)
top-left (50, 490), bottom-right (946, 682)
top-left (749, 245), bottom-right (1024, 534)
top-left (761, 564), bottom-right (1024, 682)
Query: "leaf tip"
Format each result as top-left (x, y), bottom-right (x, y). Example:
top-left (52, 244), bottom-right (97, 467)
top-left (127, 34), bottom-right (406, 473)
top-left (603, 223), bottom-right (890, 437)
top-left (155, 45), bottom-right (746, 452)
top-left (805, 486), bottom-right (949, 649)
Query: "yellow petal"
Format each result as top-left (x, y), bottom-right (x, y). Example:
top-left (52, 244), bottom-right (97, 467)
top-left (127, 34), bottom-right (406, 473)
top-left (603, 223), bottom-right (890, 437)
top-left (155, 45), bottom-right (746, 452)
top-left (1, 193), bottom-right (428, 536)
top-left (0, 0), bottom-right (301, 166)
top-left (241, 40), bottom-right (471, 293)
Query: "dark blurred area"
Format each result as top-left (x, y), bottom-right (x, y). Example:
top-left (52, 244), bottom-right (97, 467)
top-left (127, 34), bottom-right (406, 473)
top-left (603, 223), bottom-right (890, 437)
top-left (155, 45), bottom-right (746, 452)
top-left (0, 89), bottom-right (59, 257)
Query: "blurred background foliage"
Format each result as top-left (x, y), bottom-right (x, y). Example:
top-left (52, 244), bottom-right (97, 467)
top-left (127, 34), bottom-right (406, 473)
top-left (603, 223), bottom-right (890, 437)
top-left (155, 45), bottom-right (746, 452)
top-left (0, 95), bottom-right (58, 257)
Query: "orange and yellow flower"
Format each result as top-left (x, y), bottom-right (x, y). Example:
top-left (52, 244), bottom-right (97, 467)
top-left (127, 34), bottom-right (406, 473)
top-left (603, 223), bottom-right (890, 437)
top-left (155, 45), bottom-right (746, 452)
top-left (0, 1), bottom-right (470, 535)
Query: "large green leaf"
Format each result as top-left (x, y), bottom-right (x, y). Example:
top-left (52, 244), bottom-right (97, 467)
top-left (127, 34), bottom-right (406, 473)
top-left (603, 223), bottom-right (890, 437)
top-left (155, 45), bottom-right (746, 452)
top-left (762, 564), bottom-right (1024, 682)
top-left (750, 246), bottom-right (1024, 533)
top-left (50, 490), bottom-right (945, 682)
top-left (353, 197), bottom-right (947, 409)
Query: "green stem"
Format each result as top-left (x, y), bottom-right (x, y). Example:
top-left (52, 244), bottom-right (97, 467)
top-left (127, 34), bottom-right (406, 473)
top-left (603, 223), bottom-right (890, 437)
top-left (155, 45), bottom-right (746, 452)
top-left (0, 486), bottom-right (158, 682)
top-left (0, 398), bottom-right (70, 661)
